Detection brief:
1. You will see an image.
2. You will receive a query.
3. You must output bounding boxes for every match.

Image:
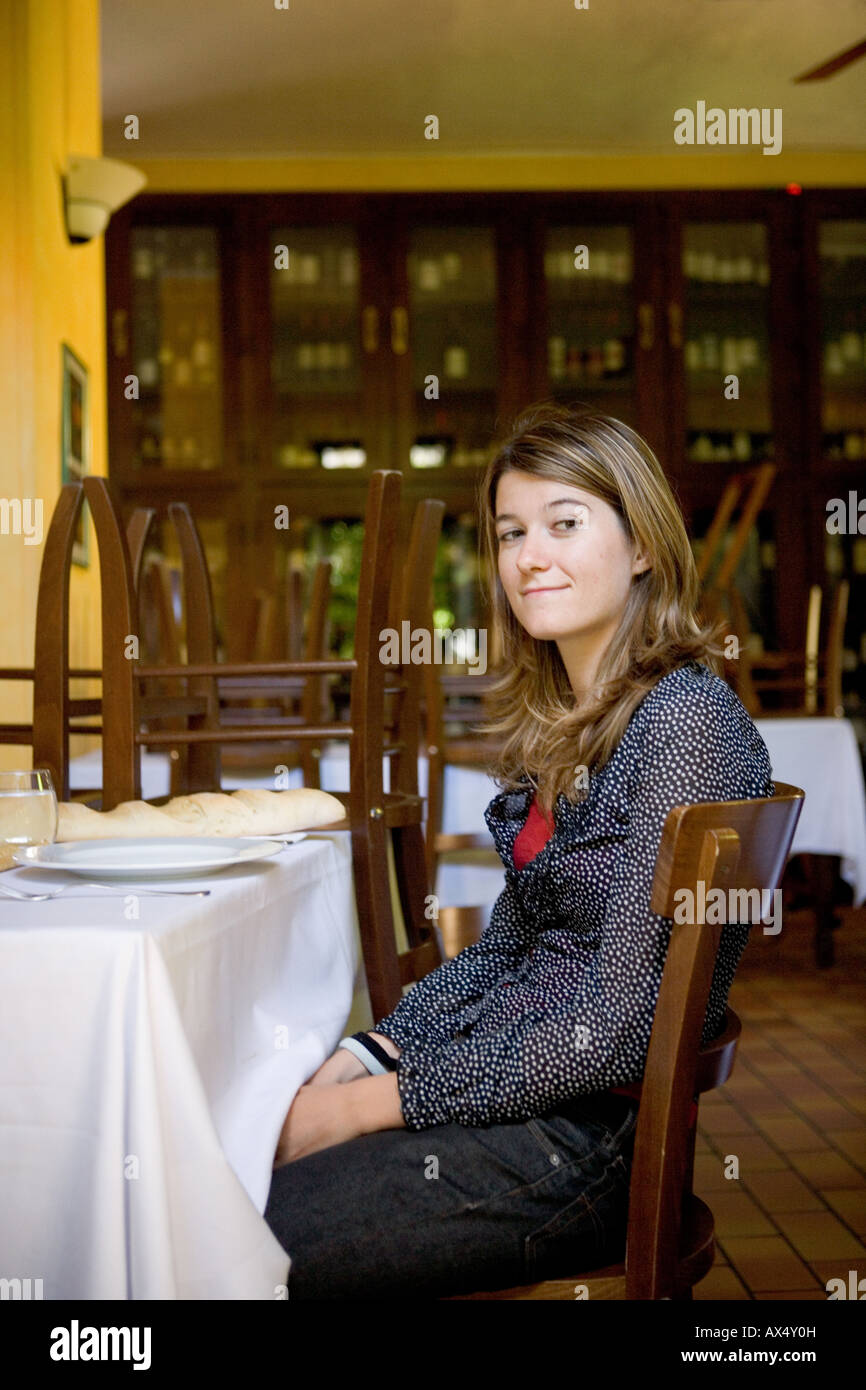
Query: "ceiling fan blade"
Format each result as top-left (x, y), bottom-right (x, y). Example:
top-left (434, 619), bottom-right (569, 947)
top-left (794, 38), bottom-right (866, 81)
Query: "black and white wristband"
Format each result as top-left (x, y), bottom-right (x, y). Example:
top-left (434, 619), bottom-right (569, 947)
top-left (337, 1032), bottom-right (398, 1075)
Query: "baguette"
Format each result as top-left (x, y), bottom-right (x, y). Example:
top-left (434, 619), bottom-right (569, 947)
top-left (57, 787), bottom-right (346, 842)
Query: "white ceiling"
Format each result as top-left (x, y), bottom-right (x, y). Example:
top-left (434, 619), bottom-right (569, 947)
top-left (101, 0), bottom-right (866, 158)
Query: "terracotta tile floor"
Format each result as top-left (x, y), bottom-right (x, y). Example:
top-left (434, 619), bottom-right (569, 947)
top-left (693, 901), bottom-right (866, 1300)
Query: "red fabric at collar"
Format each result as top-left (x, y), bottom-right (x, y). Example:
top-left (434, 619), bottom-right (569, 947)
top-left (513, 794), bottom-right (555, 871)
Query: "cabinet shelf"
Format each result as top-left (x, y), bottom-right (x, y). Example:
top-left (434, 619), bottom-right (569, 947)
top-left (549, 376), bottom-right (633, 392)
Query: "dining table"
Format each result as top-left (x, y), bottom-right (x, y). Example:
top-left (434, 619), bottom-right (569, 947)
top-left (0, 829), bottom-right (360, 1299)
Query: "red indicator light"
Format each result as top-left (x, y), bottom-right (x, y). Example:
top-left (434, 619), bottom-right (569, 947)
top-left (786, 183), bottom-right (802, 195)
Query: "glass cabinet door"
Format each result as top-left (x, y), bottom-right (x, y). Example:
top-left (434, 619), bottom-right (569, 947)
top-left (680, 221), bottom-right (778, 646)
top-left (129, 227), bottom-right (224, 469)
top-left (433, 516), bottom-right (484, 630)
top-left (681, 222), bottom-right (772, 467)
top-left (818, 220), bottom-right (866, 462)
top-left (543, 225), bottom-right (636, 424)
top-left (819, 219), bottom-right (866, 708)
top-left (269, 225), bottom-right (365, 472)
top-left (406, 226), bottom-right (499, 472)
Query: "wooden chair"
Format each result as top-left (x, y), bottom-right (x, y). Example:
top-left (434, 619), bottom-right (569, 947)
top-left (421, 665), bottom-right (501, 912)
top-left (0, 483), bottom-right (85, 796)
top-left (747, 581), bottom-right (849, 719)
top-left (95, 501), bottom-right (329, 794)
top-left (446, 781), bottom-right (804, 1300)
top-left (0, 484), bottom-right (155, 799)
top-left (217, 559), bottom-right (333, 788)
top-left (714, 579), bottom-right (850, 720)
top-left (83, 471), bottom-right (446, 1023)
top-left (286, 565), bottom-right (305, 663)
top-left (166, 496), bottom-right (439, 986)
top-left (696, 463), bottom-right (777, 596)
top-left (139, 552), bottom-right (197, 798)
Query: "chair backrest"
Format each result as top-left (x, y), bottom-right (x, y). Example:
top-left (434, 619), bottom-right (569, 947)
top-left (339, 471), bottom-right (405, 1011)
top-left (626, 779), bottom-right (804, 1299)
top-left (720, 577), bottom-right (850, 719)
top-left (421, 667), bottom-right (503, 884)
top-left (126, 507), bottom-right (156, 590)
top-left (699, 463), bottom-right (776, 594)
top-left (297, 559), bottom-right (332, 787)
top-left (166, 501), bottom-right (222, 791)
top-left (387, 499), bottom-right (446, 802)
top-left (382, 500), bottom-right (450, 1002)
top-left (0, 489), bottom-right (172, 800)
top-left (824, 579), bottom-right (849, 718)
top-left (82, 476), bottom-right (142, 806)
top-left (139, 555), bottom-right (183, 670)
top-left (250, 591), bottom-right (279, 664)
top-left (286, 566), bottom-right (305, 663)
top-left (339, 491), bottom-right (447, 1017)
top-left (30, 483), bottom-right (85, 798)
top-left (83, 471), bottom-right (403, 811)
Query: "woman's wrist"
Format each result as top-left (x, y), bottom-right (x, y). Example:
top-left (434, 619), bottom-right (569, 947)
top-left (347, 1071), bottom-right (406, 1136)
top-left (367, 1030), bottom-right (402, 1061)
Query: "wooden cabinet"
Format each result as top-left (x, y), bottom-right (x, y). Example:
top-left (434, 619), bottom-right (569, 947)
top-left (105, 189), bottom-right (866, 704)
top-left (803, 192), bottom-right (866, 707)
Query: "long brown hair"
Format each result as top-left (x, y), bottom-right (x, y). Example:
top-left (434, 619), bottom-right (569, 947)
top-left (478, 404), bottom-right (726, 813)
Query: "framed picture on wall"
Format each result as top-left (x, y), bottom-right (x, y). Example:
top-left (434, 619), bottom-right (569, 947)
top-left (61, 343), bottom-right (90, 567)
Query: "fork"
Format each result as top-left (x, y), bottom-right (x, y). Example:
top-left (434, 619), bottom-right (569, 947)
top-left (0, 881), bottom-right (211, 902)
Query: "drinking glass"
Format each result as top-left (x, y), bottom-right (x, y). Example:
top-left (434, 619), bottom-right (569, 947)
top-left (0, 770), bottom-right (58, 871)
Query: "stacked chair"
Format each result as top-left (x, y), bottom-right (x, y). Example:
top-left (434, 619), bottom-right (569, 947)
top-left (0, 483), bottom-right (169, 799)
top-left (82, 472), bottom-right (445, 1023)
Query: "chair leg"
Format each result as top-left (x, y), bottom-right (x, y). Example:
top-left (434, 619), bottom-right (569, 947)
top-left (350, 817), bottom-right (404, 1022)
top-left (392, 821), bottom-right (445, 964)
top-left (800, 852), bottom-right (841, 968)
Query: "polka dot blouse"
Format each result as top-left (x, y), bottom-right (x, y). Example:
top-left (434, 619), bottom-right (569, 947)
top-left (374, 661), bottom-right (775, 1131)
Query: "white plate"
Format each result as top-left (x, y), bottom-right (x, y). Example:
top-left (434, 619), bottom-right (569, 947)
top-left (240, 831), bottom-right (307, 844)
top-left (13, 837), bottom-right (284, 880)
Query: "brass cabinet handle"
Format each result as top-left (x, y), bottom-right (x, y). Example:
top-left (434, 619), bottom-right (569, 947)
top-left (362, 306), bottom-right (379, 354)
top-left (112, 308), bottom-right (129, 358)
top-left (668, 301), bottom-right (684, 350)
top-left (391, 306), bottom-right (409, 355)
top-left (638, 302), bottom-right (654, 351)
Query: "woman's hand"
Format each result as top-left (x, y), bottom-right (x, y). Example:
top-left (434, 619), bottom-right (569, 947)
top-left (306, 1048), bottom-right (369, 1086)
top-left (273, 1074), bottom-right (406, 1168)
top-left (274, 1084), bottom-right (361, 1167)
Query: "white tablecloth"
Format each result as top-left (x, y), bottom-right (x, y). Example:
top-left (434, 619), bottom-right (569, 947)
top-left (0, 832), bottom-right (359, 1299)
top-left (753, 717), bottom-right (866, 906)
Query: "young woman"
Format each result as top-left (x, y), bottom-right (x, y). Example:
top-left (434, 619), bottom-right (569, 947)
top-left (264, 405), bottom-right (773, 1299)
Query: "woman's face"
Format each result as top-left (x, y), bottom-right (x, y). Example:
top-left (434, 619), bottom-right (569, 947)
top-left (494, 469), bottom-right (649, 677)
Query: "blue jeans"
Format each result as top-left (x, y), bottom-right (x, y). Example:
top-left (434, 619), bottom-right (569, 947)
top-left (263, 1091), bottom-right (639, 1299)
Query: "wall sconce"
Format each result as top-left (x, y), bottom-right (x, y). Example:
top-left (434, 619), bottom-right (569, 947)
top-left (63, 155), bottom-right (147, 243)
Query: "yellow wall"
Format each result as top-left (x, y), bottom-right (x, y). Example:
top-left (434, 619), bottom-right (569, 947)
top-left (133, 151), bottom-right (866, 193)
top-left (0, 0), bottom-right (105, 770)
